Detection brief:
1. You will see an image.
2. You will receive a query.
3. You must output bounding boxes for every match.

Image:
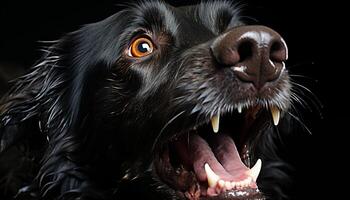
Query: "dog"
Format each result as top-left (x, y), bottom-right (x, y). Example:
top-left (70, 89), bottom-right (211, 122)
top-left (0, 1), bottom-right (299, 200)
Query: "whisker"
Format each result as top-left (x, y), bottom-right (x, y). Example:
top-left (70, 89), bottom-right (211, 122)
top-left (151, 111), bottom-right (185, 152)
top-left (289, 74), bottom-right (319, 83)
top-left (287, 111), bottom-right (312, 135)
top-left (240, 15), bottom-right (258, 23)
top-left (287, 61), bottom-right (315, 69)
top-left (288, 101), bottom-right (303, 121)
top-left (290, 80), bottom-right (323, 118)
top-left (291, 82), bottom-right (317, 97)
top-left (290, 90), bottom-right (313, 112)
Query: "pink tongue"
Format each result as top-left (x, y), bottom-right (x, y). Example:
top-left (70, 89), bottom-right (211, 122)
top-left (175, 134), bottom-right (251, 183)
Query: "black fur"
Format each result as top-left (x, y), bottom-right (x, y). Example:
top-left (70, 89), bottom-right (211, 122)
top-left (0, 1), bottom-right (303, 200)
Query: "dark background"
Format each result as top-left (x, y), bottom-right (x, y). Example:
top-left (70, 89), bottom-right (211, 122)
top-left (0, 0), bottom-right (347, 199)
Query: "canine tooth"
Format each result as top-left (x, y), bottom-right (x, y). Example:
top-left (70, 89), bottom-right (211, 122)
top-left (237, 105), bottom-right (242, 113)
top-left (204, 163), bottom-right (220, 187)
top-left (211, 113), bottom-right (220, 133)
top-left (218, 180), bottom-right (225, 188)
top-left (246, 176), bottom-right (253, 184)
top-left (249, 159), bottom-right (262, 182)
top-left (270, 106), bottom-right (280, 126)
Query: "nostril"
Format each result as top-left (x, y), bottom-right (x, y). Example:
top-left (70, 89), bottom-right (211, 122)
top-left (270, 41), bottom-right (287, 62)
top-left (237, 40), bottom-right (253, 63)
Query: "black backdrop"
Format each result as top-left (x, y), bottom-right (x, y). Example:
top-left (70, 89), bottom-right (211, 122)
top-left (0, 0), bottom-right (347, 199)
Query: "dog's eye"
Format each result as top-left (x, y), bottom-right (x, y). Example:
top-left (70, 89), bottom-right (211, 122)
top-left (128, 37), bottom-right (154, 58)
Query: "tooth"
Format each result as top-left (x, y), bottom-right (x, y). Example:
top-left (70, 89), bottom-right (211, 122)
top-left (236, 181), bottom-right (242, 189)
top-left (211, 113), bottom-right (220, 133)
top-left (204, 163), bottom-right (220, 187)
top-left (270, 106), bottom-right (280, 126)
top-left (230, 182), bottom-right (236, 189)
top-left (246, 176), bottom-right (253, 184)
top-left (225, 181), bottom-right (232, 190)
top-left (237, 105), bottom-right (242, 113)
top-left (242, 178), bottom-right (250, 187)
top-left (249, 159), bottom-right (262, 182)
top-left (218, 180), bottom-right (225, 188)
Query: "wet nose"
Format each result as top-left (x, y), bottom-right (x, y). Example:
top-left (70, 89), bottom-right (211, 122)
top-left (211, 25), bottom-right (288, 89)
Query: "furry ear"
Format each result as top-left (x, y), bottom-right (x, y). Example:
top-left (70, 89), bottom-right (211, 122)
top-left (0, 8), bottom-right (131, 152)
top-left (0, 18), bottom-right (115, 151)
top-left (1, 10), bottom-right (131, 198)
top-left (0, 41), bottom-right (70, 152)
top-left (0, 31), bottom-right (96, 199)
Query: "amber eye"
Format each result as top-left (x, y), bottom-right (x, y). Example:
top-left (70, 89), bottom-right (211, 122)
top-left (128, 36), bottom-right (154, 58)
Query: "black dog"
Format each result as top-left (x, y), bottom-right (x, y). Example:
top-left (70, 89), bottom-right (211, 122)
top-left (0, 1), bottom-right (299, 200)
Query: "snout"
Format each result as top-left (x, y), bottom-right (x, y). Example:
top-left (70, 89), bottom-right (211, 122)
top-left (211, 25), bottom-right (288, 89)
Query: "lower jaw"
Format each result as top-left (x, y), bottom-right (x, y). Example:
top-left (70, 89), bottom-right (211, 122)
top-left (154, 135), bottom-right (264, 200)
top-left (168, 177), bottom-right (265, 200)
top-left (196, 188), bottom-right (264, 200)
top-left (154, 155), bottom-right (265, 200)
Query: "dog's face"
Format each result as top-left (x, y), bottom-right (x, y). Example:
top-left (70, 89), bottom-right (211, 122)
top-left (81, 1), bottom-right (290, 200)
top-left (0, 1), bottom-right (291, 200)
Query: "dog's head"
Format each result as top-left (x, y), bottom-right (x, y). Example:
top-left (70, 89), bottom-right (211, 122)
top-left (1, 1), bottom-right (291, 200)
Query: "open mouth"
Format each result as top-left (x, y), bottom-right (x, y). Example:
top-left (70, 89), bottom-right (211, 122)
top-left (154, 104), bottom-right (281, 200)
